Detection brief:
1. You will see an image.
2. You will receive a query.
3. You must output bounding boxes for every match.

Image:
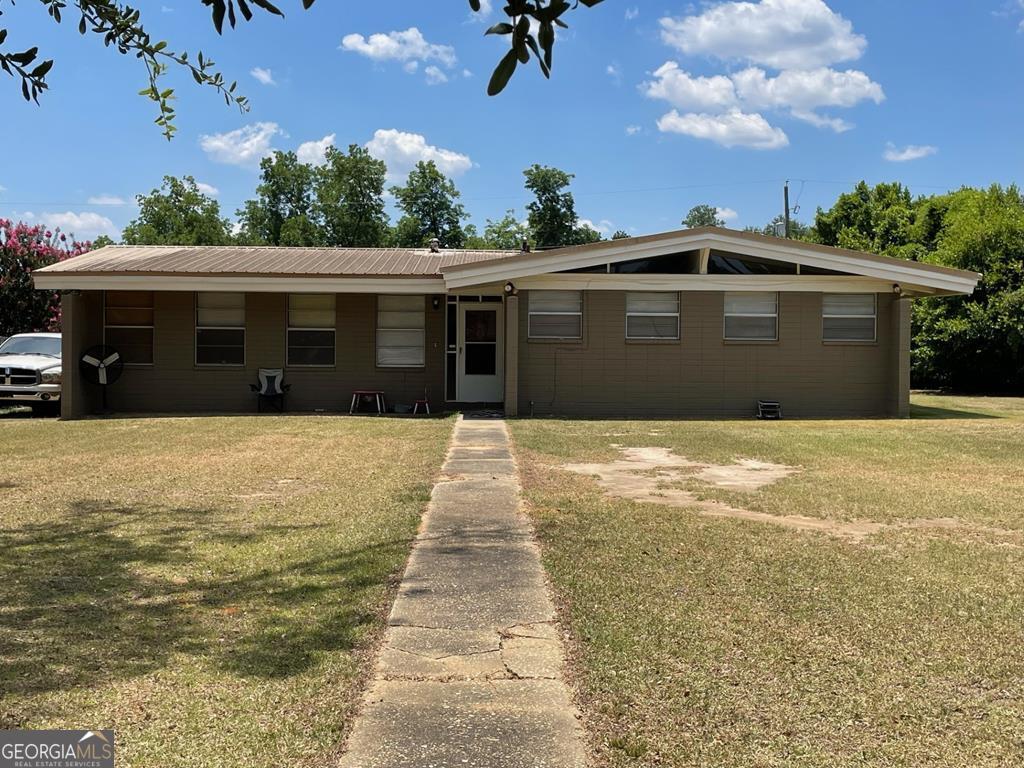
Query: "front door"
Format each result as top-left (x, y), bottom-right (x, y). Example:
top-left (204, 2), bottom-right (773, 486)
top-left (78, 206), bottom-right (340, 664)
top-left (457, 304), bottom-right (504, 402)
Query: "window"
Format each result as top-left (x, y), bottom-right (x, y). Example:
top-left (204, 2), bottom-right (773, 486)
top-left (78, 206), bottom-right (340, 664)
top-left (195, 293), bottom-right (245, 365)
top-left (377, 295), bottom-right (425, 367)
top-left (724, 292), bottom-right (778, 341)
top-left (104, 290), bottom-right (154, 364)
top-left (288, 294), bottom-right (336, 366)
top-left (528, 290), bottom-right (583, 339)
top-left (626, 292), bottom-right (679, 340)
top-left (709, 251), bottom-right (797, 275)
top-left (823, 294), bottom-right (876, 341)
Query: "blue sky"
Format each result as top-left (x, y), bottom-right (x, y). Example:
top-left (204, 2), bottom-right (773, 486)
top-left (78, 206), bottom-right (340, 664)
top-left (1, 0), bottom-right (1023, 241)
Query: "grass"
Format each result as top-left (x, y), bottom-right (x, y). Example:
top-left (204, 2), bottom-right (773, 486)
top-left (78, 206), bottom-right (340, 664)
top-left (0, 413), bottom-right (453, 767)
top-left (510, 394), bottom-right (1024, 767)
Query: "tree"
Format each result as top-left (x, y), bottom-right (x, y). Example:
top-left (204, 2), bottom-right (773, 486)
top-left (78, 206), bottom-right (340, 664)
top-left (524, 165), bottom-right (578, 248)
top-left (745, 215), bottom-right (812, 241)
top-left (1, 220), bottom-right (91, 336)
top-left (122, 176), bottom-right (233, 245)
top-left (91, 234), bottom-right (116, 248)
top-left (315, 144), bottom-right (389, 247)
top-left (390, 161), bottom-right (468, 249)
top-left (683, 204), bottom-right (725, 228)
top-left (480, 210), bottom-right (532, 250)
top-left (574, 222), bottom-right (604, 244)
top-left (611, 230), bottom-right (631, 240)
top-left (237, 151), bottom-right (320, 246)
top-left (4, 1), bottom-right (603, 138)
top-left (812, 181), bottom-right (1024, 392)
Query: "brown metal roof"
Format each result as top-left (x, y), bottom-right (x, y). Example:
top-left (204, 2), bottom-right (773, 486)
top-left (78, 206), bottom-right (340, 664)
top-left (36, 245), bottom-right (522, 278)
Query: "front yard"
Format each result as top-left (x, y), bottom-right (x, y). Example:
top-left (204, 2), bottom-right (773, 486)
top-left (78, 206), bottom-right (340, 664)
top-left (511, 394), bottom-right (1024, 767)
top-left (0, 414), bottom-right (452, 767)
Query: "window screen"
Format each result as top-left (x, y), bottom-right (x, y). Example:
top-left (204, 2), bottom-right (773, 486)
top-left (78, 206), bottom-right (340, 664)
top-left (823, 294), bottom-right (876, 341)
top-left (104, 290), bottom-right (154, 365)
top-left (626, 292), bottom-right (679, 339)
top-left (196, 292), bottom-right (245, 365)
top-left (377, 295), bottom-right (425, 367)
top-left (288, 294), bottom-right (336, 366)
top-left (724, 292), bottom-right (778, 340)
top-left (528, 291), bottom-right (583, 339)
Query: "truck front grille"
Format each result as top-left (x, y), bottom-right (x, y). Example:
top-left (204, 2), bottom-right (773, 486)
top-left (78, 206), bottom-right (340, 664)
top-left (1, 368), bottom-right (38, 386)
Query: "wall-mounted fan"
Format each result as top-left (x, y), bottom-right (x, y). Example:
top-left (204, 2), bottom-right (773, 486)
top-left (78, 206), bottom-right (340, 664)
top-left (80, 345), bottom-right (124, 411)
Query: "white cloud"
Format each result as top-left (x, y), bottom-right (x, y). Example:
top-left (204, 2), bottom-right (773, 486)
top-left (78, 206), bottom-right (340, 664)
top-left (579, 218), bottom-right (615, 236)
top-left (470, 0), bottom-right (493, 20)
top-left (625, 7), bottom-right (639, 21)
top-left (625, 124), bottom-right (642, 136)
top-left (607, 63), bottom-right (622, 84)
top-left (0, 183), bottom-right (7, 193)
top-left (365, 129), bottom-right (473, 181)
top-left (660, 0), bottom-right (866, 69)
top-left (250, 67), bottom-right (276, 86)
top-left (195, 182), bottom-right (219, 196)
top-left (22, 210), bottom-right (117, 240)
top-left (86, 194), bottom-right (126, 206)
top-left (657, 109), bottom-right (789, 149)
top-left (341, 27), bottom-right (456, 68)
top-left (643, 62), bottom-right (882, 137)
top-left (642, 62), bottom-right (738, 111)
top-left (462, 68), bottom-right (474, 78)
top-left (716, 206), bottom-right (739, 222)
top-left (424, 65), bottom-right (449, 85)
top-left (883, 143), bottom-right (938, 162)
top-left (297, 133), bottom-right (336, 165)
top-left (199, 122), bottom-right (281, 167)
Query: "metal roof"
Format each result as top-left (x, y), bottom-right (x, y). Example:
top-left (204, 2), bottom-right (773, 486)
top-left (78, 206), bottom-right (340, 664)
top-left (36, 245), bottom-right (522, 278)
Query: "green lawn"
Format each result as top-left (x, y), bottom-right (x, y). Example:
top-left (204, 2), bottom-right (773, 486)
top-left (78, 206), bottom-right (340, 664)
top-left (0, 414), bottom-right (453, 767)
top-left (510, 394), bottom-right (1024, 767)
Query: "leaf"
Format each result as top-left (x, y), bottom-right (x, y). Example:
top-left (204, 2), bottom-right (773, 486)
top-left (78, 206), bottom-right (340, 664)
top-left (30, 60), bottom-right (53, 78)
top-left (485, 23), bottom-right (514, 35)
top-left (487, 49), bottom-right (518, 96)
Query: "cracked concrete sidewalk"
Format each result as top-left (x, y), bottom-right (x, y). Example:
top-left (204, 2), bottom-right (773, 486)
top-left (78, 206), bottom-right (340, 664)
top-left (339, 417), bottom-right (588, 768)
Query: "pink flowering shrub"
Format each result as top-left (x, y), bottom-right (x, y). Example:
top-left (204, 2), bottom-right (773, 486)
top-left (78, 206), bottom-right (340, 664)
top-left (0, 220), bottom-right (92, 336)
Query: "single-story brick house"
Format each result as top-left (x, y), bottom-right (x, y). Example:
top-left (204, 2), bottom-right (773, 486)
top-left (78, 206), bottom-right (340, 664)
top-left (33, 226), bottom-right (979, 419)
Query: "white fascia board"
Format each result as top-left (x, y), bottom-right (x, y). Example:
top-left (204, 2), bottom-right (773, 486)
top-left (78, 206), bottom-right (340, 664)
top-left (514, 274), bottom-right (918, 293)
top-left (32, 274), bottom-right (446, 294)
top-left (444, 233), bottom-right (978, 295)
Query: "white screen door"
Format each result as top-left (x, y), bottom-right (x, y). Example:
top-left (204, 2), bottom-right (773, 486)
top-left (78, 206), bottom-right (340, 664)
top-left (457, 304), bottom-right (504, 402)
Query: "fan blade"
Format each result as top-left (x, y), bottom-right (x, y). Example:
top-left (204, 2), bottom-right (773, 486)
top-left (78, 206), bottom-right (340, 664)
top-left (82, 355), bottom-right (101, 367)
top-left (98, 367), bottom-right (108, 386)
top-left (101, 352), bottom-right (121, 366)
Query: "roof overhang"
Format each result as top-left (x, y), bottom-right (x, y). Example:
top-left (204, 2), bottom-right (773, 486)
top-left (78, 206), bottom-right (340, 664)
top-left (442, 228), bottom-right (980, 296)
top-left (32, 273), bottom-right (445, 294)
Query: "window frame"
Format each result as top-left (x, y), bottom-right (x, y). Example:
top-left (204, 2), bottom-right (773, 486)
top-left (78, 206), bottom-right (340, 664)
top-left (287, 294), bottom-right (337, 368)
top-left (527, 290), bottom-right (584, 341)
top-left (194, 292), bottom-right (246, 367)
top-left (723, 291), bottom-right (779, 342)
top-left (376, 294), bottom-right (426, 369)
top-left (103, 290), bottom-right (155, 366)
top-left (822, 293), bottom-right (877, 343)
top-left (625, 292), bottom-right (680, 341)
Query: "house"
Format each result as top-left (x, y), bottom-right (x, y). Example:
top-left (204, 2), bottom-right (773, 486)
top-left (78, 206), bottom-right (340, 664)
top-left (33, 227), bottom-right (980, 420)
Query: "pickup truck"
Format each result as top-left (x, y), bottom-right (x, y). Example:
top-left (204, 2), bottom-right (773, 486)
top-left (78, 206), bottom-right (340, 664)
top-left (0, 333), bottom-right (62, 413)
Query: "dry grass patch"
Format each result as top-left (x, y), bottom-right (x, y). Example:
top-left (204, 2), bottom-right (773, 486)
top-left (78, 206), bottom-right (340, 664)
top-left (0, 414), bottom-right (453, 768)
top-left (511, 395), bottom-right (1024, 767)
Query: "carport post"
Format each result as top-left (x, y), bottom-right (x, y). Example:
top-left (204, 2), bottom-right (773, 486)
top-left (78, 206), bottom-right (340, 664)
top-left (504, 295), bottom-right (519, 417)
top-left (60, 291), bottom-right (86, 420)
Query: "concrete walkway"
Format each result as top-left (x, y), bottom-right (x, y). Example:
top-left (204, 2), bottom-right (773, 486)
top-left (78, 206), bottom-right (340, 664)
top-left (340, 417), bottom-right (587, 768)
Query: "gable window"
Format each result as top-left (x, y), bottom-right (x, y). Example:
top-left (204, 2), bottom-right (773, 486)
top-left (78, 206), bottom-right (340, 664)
top-left (196, 293), bottom-right (245, 366)
top-left (377, 295), bottom-right (425, 367)
top-left (724, 292), bottom-right (778, 341)
top-left (626, 292), bottom-right (679, 340)
top-left (288, 294), bottom-right (336, 366)
top-left (823, 294), bottom-right (876, 342)
top-left (528, 290), bottom-right (583, 339)
top-left (104, 290), bottom-right (154, 365)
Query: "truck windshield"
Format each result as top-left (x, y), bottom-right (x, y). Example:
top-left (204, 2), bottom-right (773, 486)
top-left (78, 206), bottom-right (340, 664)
top-left (0, 336), bottom-right (61, 358)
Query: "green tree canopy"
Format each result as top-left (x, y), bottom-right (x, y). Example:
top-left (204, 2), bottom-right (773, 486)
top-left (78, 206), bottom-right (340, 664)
top-left (523, 164), bottom-right (578, 248)
top-left (122, 175), bottom-right (233, 246)
top-left (314, 144), bottom-right (389, 247)
top-left (481, 210), bottom-right (532, 250)
top-left (390, 161), bottom-right (468, 249)
top-left (611, 230), bottom-right (631, 240)
top-left (683, 204), bottom-right (725, 229)
top-left (237, 151), bottom-right (320, 246)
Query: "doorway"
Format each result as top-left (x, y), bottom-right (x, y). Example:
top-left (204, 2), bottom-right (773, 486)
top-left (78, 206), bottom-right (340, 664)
top-left (456, 302), bottom-right (504, 403)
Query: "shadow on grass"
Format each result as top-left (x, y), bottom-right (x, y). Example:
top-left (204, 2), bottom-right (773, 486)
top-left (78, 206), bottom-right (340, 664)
top-left (910, 403), bottom-right (999, 420)
top-left (0, 499), bottom-right (410, 703)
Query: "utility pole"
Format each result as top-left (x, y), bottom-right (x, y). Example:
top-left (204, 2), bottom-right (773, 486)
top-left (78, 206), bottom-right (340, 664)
top-left (783, 180), bottom-right (791, 239)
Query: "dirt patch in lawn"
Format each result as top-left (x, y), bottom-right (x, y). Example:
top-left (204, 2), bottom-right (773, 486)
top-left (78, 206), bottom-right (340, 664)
top-left (562, 446), bottom-right (1019, 542)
